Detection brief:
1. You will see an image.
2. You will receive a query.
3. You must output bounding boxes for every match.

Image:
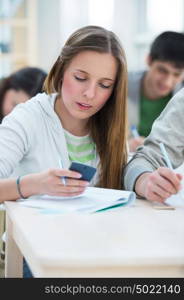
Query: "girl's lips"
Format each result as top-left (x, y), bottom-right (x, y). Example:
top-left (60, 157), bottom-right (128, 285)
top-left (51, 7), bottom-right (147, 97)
top-left (76, 102), bottom-right (92, 110)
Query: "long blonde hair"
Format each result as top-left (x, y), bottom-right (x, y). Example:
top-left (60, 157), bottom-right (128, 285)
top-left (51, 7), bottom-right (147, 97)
top-left (44, 25), bottom-right (128, 189)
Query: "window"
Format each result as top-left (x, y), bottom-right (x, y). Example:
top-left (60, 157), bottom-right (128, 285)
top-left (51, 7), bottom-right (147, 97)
top-left (133, 0), bottom-right (184, 69)
top-left (0, 0), bottom-right (37, 78)
top-left (147, 0), bottom-right (184, 34)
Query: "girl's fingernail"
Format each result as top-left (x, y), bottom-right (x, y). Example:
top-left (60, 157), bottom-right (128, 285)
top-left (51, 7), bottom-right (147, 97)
top-left (76, 173), bottom-right (82, 178)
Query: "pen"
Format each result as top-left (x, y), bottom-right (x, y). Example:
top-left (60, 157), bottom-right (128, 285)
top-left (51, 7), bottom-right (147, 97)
top-left (158, 142), bottom-right (179, 209)
top-left (159, 142), bottom-right (173, 170)
top-left (59, 159), bottom-right (66, 185)
top-left (131, 125), bottom-right (140, 138)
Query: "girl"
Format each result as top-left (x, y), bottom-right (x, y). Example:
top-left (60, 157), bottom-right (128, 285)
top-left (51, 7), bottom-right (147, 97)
top-left (0, 25), bottom-right (128, 203)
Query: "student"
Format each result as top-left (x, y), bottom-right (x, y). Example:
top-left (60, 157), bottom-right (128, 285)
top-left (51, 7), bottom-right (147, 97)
top-left (128, 31), bottom-right (184, 152)
top-left (0, 67), bottom-right (47, 122)
top-left (0, 25), bottom-right (128, 203)
top-left (124, 88), bottom-right (184, 203)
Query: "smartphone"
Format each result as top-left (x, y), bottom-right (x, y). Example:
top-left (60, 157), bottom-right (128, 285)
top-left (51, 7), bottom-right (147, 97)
top-left (69, 162), bottom-right (96, 182)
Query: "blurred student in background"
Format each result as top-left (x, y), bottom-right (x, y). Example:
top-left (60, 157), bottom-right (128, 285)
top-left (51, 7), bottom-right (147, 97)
top-left (128, 31), bottom-right (184, 152)
top-left (0, 67), bottom-right (47, 122)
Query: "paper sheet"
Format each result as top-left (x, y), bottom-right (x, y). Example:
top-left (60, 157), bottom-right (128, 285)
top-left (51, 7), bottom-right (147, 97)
top-left (165, 162), bottom-right (184, 207)
top-left (19, 187), bottom-right (136, 214)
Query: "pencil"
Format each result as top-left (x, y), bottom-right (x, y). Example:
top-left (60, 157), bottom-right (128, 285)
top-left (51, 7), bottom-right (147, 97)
top-left (59, 159), bottom-right (66, 185)
top-left (159, 142), bottom-right (173, 170)
top-left (158, 142), bottom-right (176, 210)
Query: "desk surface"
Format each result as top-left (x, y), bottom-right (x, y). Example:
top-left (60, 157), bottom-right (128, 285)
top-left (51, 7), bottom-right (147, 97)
top-left (5, 199), bottom-right (184, 277)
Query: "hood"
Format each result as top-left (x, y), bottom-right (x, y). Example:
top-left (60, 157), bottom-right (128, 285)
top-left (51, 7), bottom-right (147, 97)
top-left (28, 92), bottom-right (62, 133)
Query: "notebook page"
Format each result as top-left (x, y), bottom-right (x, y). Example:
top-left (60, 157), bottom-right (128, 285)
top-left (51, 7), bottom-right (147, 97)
top-left (19, 187), bottom-right (136, 213)
top-left (165, 162), bottom-right (184, 207)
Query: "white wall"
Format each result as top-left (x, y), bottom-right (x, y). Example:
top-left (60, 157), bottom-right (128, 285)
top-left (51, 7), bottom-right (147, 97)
top-left (112, 0), bottom-right (138, 70)
top-left (59, 0), bottom-right (88, 47)
top-left (39, 0), bottom-right (184, 72)
top-left (36, 0), bottom-right (139, 72)
top-left (36, 0), bottom-right (61, 72)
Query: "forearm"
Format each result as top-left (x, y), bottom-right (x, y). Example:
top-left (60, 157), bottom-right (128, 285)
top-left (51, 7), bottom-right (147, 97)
top-left (123, 156), bottom-right (155, 191)
top-left (134, 172), bottom-right (150, 198)
top-left (0, 174), bottom-right (40, 203)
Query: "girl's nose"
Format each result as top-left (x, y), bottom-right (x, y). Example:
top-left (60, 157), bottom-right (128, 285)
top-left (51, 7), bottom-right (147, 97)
top-left (83, 83), bottom-right (96, 99)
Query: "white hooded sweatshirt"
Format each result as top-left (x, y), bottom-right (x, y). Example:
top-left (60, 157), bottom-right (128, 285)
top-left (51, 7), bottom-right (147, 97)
top-left (0, 92), bottom-right (99, 185)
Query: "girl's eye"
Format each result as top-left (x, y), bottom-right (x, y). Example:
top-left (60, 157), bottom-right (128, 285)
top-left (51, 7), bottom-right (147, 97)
top-left (99, 83), bottom-right (112, 89)
top-left (74, 75), bottom-right (86, 81)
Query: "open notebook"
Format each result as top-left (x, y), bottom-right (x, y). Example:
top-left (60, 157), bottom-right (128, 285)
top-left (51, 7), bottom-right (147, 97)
top-left (19, 187), bottom-right (136, 214)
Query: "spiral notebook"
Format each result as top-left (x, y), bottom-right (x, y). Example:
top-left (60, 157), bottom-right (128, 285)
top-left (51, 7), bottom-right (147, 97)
top-left (19, 187), bottom-right (136, 214)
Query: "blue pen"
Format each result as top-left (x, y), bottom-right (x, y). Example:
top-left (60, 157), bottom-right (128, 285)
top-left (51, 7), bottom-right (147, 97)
top-left (59, 159), bottom-right (66, 185)
top-left (131, 125), bottom-right (140, 138)
top-left (159, 142), bottom-right (173, 170)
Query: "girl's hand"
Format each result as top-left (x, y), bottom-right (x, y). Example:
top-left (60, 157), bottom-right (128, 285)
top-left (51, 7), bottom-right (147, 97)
top-left (32, 168), bottom-right (89, 197)
top-left (135, 167), bottom-right (183, 202)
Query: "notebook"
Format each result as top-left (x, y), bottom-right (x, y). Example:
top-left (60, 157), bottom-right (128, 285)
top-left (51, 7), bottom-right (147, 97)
top-left (19, 187), bottom-right (136, 214)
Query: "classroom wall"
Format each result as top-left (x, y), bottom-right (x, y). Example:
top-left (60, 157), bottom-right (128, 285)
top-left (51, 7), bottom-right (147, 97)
top-left (36, 0), bottom-right (61, 71)
top-left (2, 0), bottom-right (184, 75)
top-left (36, 0), bottom-right (139, 72)
top-left (112, 0), bottom-right (137, 70)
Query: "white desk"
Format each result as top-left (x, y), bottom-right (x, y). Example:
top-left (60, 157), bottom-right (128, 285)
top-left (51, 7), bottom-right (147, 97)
top-left (5, 199), bottom-right (184, 278)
